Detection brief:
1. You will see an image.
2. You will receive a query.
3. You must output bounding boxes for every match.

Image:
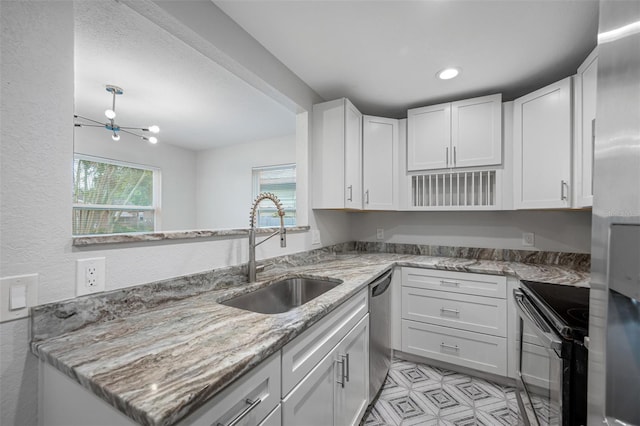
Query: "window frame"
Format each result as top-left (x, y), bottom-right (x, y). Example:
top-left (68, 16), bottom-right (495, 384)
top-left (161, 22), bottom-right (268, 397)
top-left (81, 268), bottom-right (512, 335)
top-left (72, 154), bottom-right (161, 235)
top-left (251, 163), bottom-right (296, 228)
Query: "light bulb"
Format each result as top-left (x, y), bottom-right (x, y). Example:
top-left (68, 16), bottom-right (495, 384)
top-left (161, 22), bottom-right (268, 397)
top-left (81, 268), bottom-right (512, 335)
top-left (437, 68), bottom-right (460, 80)
top-left (148, 136), bottom-right (158, 144)
top-left (105, 109), bottom-right (116, 119)
top-left (112, 133), bottom-right (120, 141)
top-left (148, 125), bottom-right (160, 134)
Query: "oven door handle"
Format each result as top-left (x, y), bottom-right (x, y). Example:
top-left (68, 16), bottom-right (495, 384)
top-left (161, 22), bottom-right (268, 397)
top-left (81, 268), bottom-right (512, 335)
top-left (514, 289), bottom-right (562, 351)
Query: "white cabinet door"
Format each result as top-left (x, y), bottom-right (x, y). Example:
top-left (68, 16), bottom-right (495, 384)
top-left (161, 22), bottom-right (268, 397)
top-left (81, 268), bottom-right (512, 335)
top-left (451, 94), bottom-right (502, 168)
top-left (344, 99), bottom-right (363, 209)
top-left (513, 77), bottom-right (572, 209)
top-left (282, 346), bottom-right (337, 426)
top-left (363, 116), bottom-right (399, 210)
top-left (407, 102), bottom-right (451, 171)
top-left (574, 48), bottom-right (598, 208)
top-left (312, 98), bottom-right (362, 209)
top-left (335, 315), bottom-right (369, 426)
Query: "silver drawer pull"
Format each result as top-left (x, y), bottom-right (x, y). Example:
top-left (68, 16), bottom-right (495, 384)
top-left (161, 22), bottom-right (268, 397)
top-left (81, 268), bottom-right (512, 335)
top-left (440, 280), bottom-right (460, 287)
top-left (440, 307), bottom-right (460, 316)
top-left (440, 342), bottom-right (459, 352)
top-left (347, 185), bottom-right (353, 202)
top-left (217, 398), bottom-right (261, 426)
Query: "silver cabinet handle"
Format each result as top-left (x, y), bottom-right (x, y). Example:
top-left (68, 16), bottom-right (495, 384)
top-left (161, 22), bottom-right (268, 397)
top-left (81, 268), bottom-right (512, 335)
top-left (445, 147), bottom-right (449, 167)
top-left (591, 118), bottom-right (596, 194)
top-left (347, 185), bottom-right (353, 202)
top-left (217, 398), bottom-right (261, 426)
top-left (440, 280), bottom-right (460, 287)
top-left (561, 180), bottom-right (568, 201)
top-left (453, 146), bottom-right (457, 166)
top-left (440, 307), bottom-right (460, 316)
top-left (365, 190), bottom-right (369, 204)
top-left (440, 342), bottom-right (459, 352)
top-left (335, 357), bottom-right (345, 388)
top-left (342, 353), bottom-right (350, 382)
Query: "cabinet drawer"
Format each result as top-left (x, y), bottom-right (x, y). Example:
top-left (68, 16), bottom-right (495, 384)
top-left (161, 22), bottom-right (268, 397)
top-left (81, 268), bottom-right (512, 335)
top-left (281, 288), bottom-right (368, 397)
top-left (402, 287), bottom-right (507, 337)
top-left (402, 267), bottom-right (506, 299)
top-left (182, 352), bottom-right (280, 426)
top-left (401, 320), bottom-right (507, 376)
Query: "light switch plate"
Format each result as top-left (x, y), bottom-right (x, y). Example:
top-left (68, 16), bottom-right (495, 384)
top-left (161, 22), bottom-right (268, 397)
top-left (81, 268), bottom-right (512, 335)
top-left (311, 230), bottom-right (321, 245)
top-left (376, 229), bottom-right (384, 240)
top-left (0, 274), bottom-right (38, 322)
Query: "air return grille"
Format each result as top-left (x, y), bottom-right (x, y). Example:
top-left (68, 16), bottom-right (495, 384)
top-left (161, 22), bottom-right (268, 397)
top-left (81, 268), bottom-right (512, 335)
top-left (411, 170), bottom-right (497, 208)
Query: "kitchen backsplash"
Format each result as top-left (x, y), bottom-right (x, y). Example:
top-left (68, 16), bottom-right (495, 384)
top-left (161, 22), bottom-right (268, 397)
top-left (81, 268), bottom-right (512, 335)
top-left (30, 242), bottom-right (589, 343)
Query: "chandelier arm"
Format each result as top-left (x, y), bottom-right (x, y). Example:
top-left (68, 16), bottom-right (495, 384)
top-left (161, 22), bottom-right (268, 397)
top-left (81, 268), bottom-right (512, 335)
top-left (74, 124), bottom-right (105, 128)
top-left (74, 114), bottom-right (106, 126)
top-left (118, 126), bottom-right (148, 131)
top-left (118, 128), bottom-right (145, 139)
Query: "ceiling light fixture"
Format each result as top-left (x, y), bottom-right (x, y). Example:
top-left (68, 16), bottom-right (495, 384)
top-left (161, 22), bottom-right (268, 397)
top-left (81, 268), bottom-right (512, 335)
top-left (437, 67), bottom-right (461, 80)
top-left (74, 85), bottom-right (160, 144)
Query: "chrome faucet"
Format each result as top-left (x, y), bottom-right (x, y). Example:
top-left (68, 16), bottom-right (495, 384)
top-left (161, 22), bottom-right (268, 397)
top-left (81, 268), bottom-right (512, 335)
top-left (248, 192), bottom-right (287, 282)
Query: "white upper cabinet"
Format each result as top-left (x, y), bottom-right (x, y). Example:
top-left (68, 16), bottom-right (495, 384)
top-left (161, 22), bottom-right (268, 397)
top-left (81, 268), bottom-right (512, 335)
top-left (513, 77), bottom-right (572, 209)
top-left (407, 103), bottom-right (451, 170)
top-left (363, 116), bottom-right (399, 210)
top-left (451, 95), bottom-right (503, 168)
top-left (312, 98), bottom-right (363, 209)
top-left (574, 47), bottom-right (598, 208)
top-left (407, 94), bottom-right (502, 171)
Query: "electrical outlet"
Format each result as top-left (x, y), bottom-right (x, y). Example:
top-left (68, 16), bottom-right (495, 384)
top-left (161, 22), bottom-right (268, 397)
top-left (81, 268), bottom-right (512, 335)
top-left (76, 258), bottom-right (105, 296)
top-left (376, 228), bottom-right (384, 240)
top-left (522, 232), bottom-right (535, 247)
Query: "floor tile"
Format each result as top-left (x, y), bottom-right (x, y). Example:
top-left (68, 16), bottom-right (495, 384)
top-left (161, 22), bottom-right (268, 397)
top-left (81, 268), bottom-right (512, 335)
top-left (365, 358), bottom-right (520, 426)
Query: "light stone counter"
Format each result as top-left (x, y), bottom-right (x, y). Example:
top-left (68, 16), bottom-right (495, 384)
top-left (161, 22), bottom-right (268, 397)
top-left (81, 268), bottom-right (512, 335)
top-left (30, 244), bottom-right (590, 426)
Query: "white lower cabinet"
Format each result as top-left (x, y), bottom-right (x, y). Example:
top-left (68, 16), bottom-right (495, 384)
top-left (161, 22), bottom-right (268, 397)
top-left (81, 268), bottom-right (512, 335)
top-left (400, 267), bottom-right (508, 377)
top-left (282, 345), bottom-right (337, 425)
top-left (335, 315), bottom-right (369, 426)
top-left (259, 405), bottom-right (282, 426)
top-left (402, 320), bottom-right (507, 375)
top-left (40, 351), bottom-right (281, 426)
top-left (282, 314), bottom-right (370, 426)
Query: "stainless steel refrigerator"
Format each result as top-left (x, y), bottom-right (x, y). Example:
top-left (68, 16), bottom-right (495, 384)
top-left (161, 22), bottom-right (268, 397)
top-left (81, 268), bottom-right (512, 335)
top-left (587, 1), bottom-right (640, 424)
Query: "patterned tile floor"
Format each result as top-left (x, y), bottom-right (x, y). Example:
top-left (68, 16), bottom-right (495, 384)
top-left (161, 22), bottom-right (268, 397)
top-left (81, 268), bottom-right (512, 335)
top-left (362, 358), bottom-right (523, 426)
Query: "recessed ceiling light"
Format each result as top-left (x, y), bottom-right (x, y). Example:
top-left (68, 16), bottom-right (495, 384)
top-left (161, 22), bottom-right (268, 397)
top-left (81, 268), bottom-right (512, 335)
top-left (437, 68), bottom-right (461, 80)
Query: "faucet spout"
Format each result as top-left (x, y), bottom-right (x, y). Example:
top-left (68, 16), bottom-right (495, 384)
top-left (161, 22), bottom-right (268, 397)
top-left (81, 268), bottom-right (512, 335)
top-left (248, 192), bottom-right (287, 282)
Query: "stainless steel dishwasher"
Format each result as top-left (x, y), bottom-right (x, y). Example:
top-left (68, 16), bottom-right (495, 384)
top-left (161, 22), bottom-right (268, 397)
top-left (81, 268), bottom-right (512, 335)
top-left (369, 269), bottom-right (393, 403)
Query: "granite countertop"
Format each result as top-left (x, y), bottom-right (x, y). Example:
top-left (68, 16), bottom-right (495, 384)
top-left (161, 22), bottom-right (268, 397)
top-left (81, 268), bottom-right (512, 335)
top-left (30, 248), bottom-right (590, 426)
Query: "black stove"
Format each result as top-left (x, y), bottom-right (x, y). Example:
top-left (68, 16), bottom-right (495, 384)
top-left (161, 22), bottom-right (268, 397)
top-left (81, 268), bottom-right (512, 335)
top-left (515, 281), bottom-right (591, 426)
top-left (520, 280), bottom-right (590, 341)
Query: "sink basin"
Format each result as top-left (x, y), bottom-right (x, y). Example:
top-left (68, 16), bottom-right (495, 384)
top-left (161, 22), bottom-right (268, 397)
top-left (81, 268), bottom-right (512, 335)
top-left (221, 277), bottom-right (342, 314)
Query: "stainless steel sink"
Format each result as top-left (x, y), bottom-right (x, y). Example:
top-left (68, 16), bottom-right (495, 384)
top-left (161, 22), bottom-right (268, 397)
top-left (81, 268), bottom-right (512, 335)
top-left (221, 277), bottom-right (342, 314)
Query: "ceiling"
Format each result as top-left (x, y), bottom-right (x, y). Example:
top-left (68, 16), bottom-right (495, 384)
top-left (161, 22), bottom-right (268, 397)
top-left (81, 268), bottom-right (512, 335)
top-left (215, 0), bottom-right (600, 118)
top-left (74, 1), bottom-right (296, 151)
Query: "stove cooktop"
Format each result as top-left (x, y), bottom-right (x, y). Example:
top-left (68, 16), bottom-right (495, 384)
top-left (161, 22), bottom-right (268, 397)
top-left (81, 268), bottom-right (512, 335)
top-left (520, 280), bottom-right (590, 340)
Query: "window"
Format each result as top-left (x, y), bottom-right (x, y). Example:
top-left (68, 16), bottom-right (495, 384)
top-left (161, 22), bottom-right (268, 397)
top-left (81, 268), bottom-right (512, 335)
top-left (252, 164), bottom-right (296, 227)
top-left (73, 155), bottom-right (160, 235)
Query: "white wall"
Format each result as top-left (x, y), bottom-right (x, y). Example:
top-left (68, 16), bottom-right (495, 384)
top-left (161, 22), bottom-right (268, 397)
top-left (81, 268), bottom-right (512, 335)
top-left (1, 2), bottom-right (74, 424)
top-left (350, 210), bottom-right (592, 253)
top-left (0, 2), bottom-right (347, 425)
top-left (74, 126), bottom-right (198, 231)
top-left (196, 135), bottom-right (296, 229)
